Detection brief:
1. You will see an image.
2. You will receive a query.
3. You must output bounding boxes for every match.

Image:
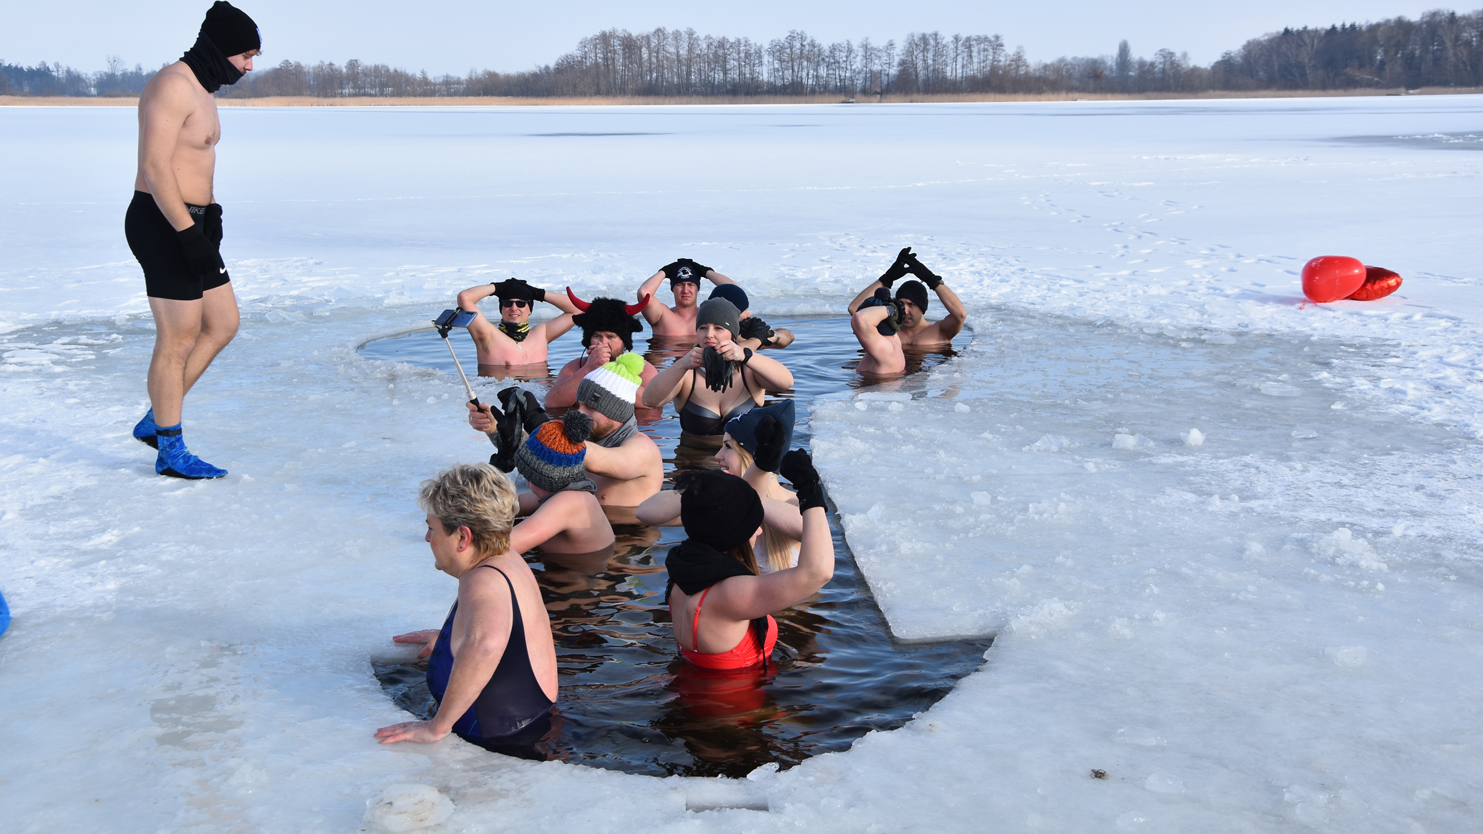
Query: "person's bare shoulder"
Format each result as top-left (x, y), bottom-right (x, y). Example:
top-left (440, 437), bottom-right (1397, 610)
top-left (142, 63), bottom-right (200, 107)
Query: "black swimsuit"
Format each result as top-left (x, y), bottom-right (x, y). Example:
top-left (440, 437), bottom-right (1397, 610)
top-left (425, 565), bottom-right (554, 743)
top-left (124, 190), bottom-right (230, 301)
top-left (678, 368), bottom-right (757, 436)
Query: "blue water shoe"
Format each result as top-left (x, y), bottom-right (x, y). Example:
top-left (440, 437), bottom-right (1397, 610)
top-left (133, 408), bottom-right (159, 448)
top-left (154, 425), bottom-right (227, 480)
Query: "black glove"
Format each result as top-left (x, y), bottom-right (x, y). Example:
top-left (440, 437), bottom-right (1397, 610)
top-left (516, 389), bottom-right (549, 433)
top-left (877, 247), bottom-right (913, 288)
top-left (492, 407), bottom-right (521, 472)
top-left (176, 224), bottom-right (221, 280)
top-left (780, 449), bottom-right (826, 512)
top-left (739, 316), bottom-right (774, 346)
top-left (906, 253), bottom-right (942, 290)
top-left (753, 415), bottom-right (787, 473)
top-left (679, 257), bottom-right (715, 277)
top-left (701, 345), bottom-right (731, 392)
top-left (659, 260), bottom-right (685, 280)
top-left (493, 278), bottom-right (544, 302)
top-left (876, 298), bottom-right (904, 337)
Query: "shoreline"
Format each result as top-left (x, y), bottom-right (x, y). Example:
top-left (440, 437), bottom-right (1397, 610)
top-left (4, 87), bottom-right (1481, 108)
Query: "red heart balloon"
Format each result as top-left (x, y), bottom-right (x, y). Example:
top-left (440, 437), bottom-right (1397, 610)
top-left (1348, 266), bottom-right (1403, 301)
top-left (1302, 256), bottom-right (1367, 303)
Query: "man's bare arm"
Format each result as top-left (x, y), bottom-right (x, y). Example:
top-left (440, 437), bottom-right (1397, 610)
top-left (931, 282), bottom-right (968, 342)
top-left (139, 73), bottom-right (201, 232)
top-left (851, 306), bottom-right (900, 367)
top-left (638, 271), bottom-right (669, 325)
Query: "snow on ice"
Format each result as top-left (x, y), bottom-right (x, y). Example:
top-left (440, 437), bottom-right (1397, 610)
top-left (3, 96), bottom-right (1483, 831)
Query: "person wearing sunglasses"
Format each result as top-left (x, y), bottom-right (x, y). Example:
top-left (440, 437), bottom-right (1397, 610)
top-left (456, 278), bottom-right (580, 370)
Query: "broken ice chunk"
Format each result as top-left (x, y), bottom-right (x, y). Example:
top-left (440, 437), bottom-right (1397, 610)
top-left (1112, 433), bottom-right (1156, 450)
top-left (1182, 428), bottom-right (1204, 446)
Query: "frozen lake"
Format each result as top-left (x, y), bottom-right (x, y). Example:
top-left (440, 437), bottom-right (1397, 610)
top-left (2, 96), bottom-right (1483, 831)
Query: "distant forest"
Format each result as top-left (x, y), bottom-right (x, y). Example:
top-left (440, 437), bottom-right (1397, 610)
top-left (4, 9), bottom-right (1480, 99)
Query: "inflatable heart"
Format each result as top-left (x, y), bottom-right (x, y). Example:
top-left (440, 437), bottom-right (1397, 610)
top-left (1302, 256), bottom-right (1367, 303)
top-left (1348, 266), bottom-right (1403, 301)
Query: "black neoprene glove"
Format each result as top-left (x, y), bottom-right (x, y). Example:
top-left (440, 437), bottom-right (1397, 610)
top-left (659, 260), bottom-right (685, 280)
top-left (679, 257), bottom-right (715, 277)
top-left (752, 415), bottom-right (787, 473)
top-left (489, 395), bottom-right (521, 473)
top-left (780, 449), bottom-right (826, 512)
top-left (516, 389), bottom-right (548, 432)
top-left (875, 297), bottom-right (904, 337)
top-left (878, 246), bottom-right (913, 288)
top-left (739, 316), bottom-right (774, 345)
top-left (701, 346), bottom-right (730, 392)
top-left (176, 224), bottom-right (221, 279)
top-left (907, 253), bottom-right (943, 289)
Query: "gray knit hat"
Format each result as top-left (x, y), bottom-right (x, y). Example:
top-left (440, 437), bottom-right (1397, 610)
top-left (696, 297), bottom-right (741, 339)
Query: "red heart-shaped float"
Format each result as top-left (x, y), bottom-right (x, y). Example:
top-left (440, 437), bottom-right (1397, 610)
top-left (1302, 256), bottom-right (1367, 303)
top-left (1348, 266), bottom-right (1403, 301)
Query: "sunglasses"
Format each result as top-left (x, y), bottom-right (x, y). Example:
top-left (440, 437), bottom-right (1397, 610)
top-left (499, 298), bottom-right (530, 309)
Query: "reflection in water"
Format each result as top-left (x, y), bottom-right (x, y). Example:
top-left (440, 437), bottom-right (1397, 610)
top-left (365, 316), bottom-right (987, 776)
top-left (476, 362), bottom-right (552, 382)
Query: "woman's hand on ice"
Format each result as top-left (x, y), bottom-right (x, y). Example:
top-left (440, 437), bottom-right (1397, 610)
top-left (392, 629), bottom-right (441, 659)
top-left (374, 719), bottom-right (449, 745)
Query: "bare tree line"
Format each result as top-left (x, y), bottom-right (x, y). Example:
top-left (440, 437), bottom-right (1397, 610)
top-left (5, 9), bottom-right (1480, 99)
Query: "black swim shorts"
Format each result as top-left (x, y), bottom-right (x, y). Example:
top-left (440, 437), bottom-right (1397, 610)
top-left (124, 190), bottom-right (230, 301)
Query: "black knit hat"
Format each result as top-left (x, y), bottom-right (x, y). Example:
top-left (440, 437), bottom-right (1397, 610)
top-left (708, 283), bottom-right (749, 313)
top-left (678, 470), bottom-right (765, 552)
top-left (895, 279), bottom-right (929, 314)
top-left (572, 297), bottom-right (644, 351)
top-left (201, 2), bottom-right (260, 58)
top-left (696, 298), bottom-right (741, 340)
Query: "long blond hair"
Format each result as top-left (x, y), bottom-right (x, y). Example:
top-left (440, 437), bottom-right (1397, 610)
top-left (725, 437), bottom-right (798, 572)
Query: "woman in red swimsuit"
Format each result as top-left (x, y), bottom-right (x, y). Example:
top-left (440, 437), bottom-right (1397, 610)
top-left (664, 446), bottom-right (834, 672)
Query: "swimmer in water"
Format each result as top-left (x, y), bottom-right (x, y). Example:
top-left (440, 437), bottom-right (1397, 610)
top-left (456, 278), bottom-right (580, 369)
top-left (126, 2), bottom-right (261, 479)
top-left (637, 258), bottom-right (740, 338)
top-left (706, 284), bottom-right (796, 351)
top-left (543, 292), bottom-right (659, 409)
top-left (663, 452), bottom-right (833, 671)
top-left (846, 248), bottom-right (967, 348)
top-left (508, 412), bottom-right (616, 554)
top-left (470, 352), bottom-right (663, 508)
top-left (376, 464), bottom-right (557, 749)
top-left (642, 298), bottom-right (794, 448)
top-left (637, 402), bottom-right (802, 574)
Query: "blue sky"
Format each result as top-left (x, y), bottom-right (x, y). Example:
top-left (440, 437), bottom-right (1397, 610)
top-left (5, 1), bottom-right (1459, 75)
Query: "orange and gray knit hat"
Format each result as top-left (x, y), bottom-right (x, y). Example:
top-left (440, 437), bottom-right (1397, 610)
top-left (515, 411), bottom-right (594, 492)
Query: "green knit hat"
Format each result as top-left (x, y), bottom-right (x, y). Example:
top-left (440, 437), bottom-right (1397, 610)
top-left (576, 352), bottom-right (644, 422)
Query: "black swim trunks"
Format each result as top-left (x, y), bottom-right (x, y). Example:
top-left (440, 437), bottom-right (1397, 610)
top-left (124, 190), bottom-right (230, 301)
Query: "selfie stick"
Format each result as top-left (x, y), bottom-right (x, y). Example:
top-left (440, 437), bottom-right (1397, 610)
top-left (433, 310), bottom-right (482, 408)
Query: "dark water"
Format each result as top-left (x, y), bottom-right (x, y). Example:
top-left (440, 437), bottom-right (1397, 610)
top-left (361, 316), bottom-right (991, 777)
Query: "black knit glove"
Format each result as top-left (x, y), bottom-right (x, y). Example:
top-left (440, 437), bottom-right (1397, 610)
top-left (176, 224), bottom-right (221, 280)
top-left (493, 278), bottom-right (544, 302)
top-left (753, 415), bottom-right (787, 473)
top-left (878, 247), bottom-right (913, 288)
top-left (701, 345), bottom-right (731, 392)
top-left (659, 260), bottom-right (684, 280)
top-left (907, 253), bottom-right (942, 290)
top-left (739, 316), bottom-right (775, 346)
top-left (679, 257), bottom-right (715, 277)
top-left (780, 449), bottom-right (825, 512)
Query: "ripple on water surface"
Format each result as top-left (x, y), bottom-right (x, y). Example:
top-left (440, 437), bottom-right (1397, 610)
top-left (361, 315), bottom-right (989, 776)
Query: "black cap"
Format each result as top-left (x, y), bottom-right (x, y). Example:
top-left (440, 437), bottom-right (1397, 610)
top-left (202, 1), bottom-right (260, 58)
top-left (896, 279), bottom-right (929, 314)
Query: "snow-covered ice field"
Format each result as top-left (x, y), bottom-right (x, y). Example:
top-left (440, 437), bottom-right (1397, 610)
top-left (2, 96), bottom-right (1482, 831)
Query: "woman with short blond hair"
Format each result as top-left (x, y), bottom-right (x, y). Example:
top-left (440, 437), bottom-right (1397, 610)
top-left (375, 463), bottom-right (558, 751)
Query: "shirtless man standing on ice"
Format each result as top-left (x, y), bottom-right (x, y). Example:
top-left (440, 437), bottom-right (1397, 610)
top-left (457, 278), bottom-right (579, 371)
top-left (848, 248), bottom-right (967, 375)
top-left (636, 258), bottom-right (740, 338)
top-left (126, 2), bottom-right (260, 479)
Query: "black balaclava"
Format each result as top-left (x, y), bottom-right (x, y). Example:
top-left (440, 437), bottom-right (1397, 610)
top-left (181, 2), bottom-right (260, 93)
top-left (895, 279), bottom-right (930, 315)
